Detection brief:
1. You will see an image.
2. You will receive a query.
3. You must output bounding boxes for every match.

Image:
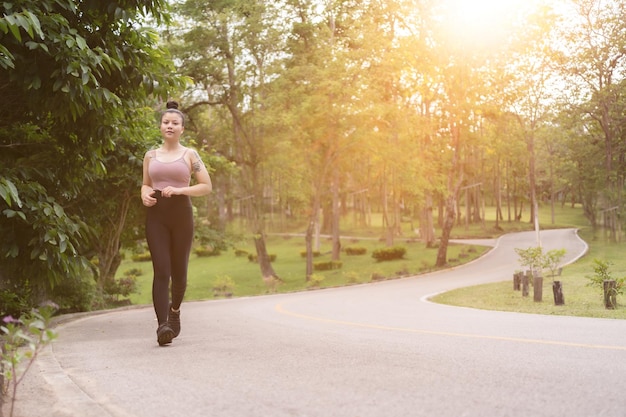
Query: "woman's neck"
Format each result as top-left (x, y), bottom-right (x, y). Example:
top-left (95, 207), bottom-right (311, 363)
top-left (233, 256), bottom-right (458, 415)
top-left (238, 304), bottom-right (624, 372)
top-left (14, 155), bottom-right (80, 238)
top-left (161, 142), bottom-right (183, 152)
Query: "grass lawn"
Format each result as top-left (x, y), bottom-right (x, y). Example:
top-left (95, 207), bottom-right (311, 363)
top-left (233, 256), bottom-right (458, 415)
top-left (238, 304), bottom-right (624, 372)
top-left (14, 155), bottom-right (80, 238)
top-left (118, 203), bottom-right (626, 320)
top-left (122, 236), bottom-right (490, 305)
top-left (432, 207), bottom-right (626, 319)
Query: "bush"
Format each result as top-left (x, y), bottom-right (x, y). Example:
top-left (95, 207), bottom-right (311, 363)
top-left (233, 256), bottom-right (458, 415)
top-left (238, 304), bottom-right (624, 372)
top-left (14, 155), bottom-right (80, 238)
top-left (371, 271), bottom-right (386, 281)
top-left (307, 274), bottom-right (325, 288)
top-left (194, 246), bottom-right (221, 257)
top-left (234, 249), bottom-right (249, 257)
top-left (372, 246), bottom-right (406, 262)
top-left (343, 271), bottom-right (361, 284)
top-left (132, 252), bottom-right (151, 262)
top-left (248, 254), bottom-right (277, 263)
top-left (195, 223), bottom-right (231, 253)
top-left (586, 259), bottom-right (625, 308)
top-left (0, 283), bottom-right (31, 317)
top-left (104, 275), bottom-right (138, 301)
top-left (212, 275), bottom-right (235, 297)
top-left (51, 274), bottom-right (97, 313)
top-left (313, 260), bottom-right (343, 271)
top-left (125, 268), bottom-right (143, 277)
top-left (300, 250), bottom-right (321, 258)
top-left (345, 246), bottom-right (367, 256)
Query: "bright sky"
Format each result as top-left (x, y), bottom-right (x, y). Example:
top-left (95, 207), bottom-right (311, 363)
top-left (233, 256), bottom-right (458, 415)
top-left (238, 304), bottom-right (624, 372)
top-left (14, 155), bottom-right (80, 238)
top-left (442, 0), bottom-right (545, 47)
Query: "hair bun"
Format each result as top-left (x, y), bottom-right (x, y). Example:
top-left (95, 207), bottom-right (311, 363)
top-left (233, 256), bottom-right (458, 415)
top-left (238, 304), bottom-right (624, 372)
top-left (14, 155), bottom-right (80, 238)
top-left (166, 100), bottom-right (179, 110)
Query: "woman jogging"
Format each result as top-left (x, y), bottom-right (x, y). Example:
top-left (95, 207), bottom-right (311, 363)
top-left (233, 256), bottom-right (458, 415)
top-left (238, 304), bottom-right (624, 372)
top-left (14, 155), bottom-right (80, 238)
top-left (141, 101), bottom-right (212, 346)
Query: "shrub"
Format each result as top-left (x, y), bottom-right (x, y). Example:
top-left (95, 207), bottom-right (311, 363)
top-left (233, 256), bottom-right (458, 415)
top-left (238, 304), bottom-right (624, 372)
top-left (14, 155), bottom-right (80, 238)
top-left (372, 246), bottom-right (406, 262)
top-left (194, 246), bottom-right (221, 257)
top-left (345, 246), bottom-right (367, 256)
top-left (103, 274), bottom-right (138, 304)
top-left (586, 259), bottom-right (625, 309)
top-left (307, 274), bottom-right (325, 288)
top-left (371, 272), bottom-right (386, 281)
top-left (1, 304), bottom-right (58, 414)
top-left (248, 254), bottom-right (277, 263)
top-left (300, 250), bottom-right (321, 258)
top-left (0, 284), bottom-right (31, 318)
top-left (195, 223), bottom-right (231, 253)
top-left (234, 249), bottom-right (249, 257)
top-left (125, 268), bottom-right (143, 277)
top-left (132, 252), bottom-right (151, 262)
top-left (313, 260), bottom-right (343, 271)
top-left (212, 275), bottom-right (236, 297)
top-left (343, 271), bottom-right (361, 284)
top-left (51, 274), bottom-right (97, 313)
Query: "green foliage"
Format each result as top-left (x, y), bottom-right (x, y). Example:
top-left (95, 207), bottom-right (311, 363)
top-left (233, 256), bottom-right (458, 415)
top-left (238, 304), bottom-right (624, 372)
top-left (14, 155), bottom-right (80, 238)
top-left (300, 250), bottom-right (321, 257)
top-left (248, 254), bottom-right (277, 263)
top-left (343, 270), bottom-right (361, 284)
top-left (0, 0), bottom-right (184, 310)
top-left (543, 249), bottom-right (567, 278)
top-left (372, 246), bottom-right (406, 262)
top-left (195, 223), bottom-right (231, 253)
top-left (212, 275), bottom-right (235, 297)
top-left (313, 260), bottom-right (343, 271)
top-left (345, 246), bottom-right (367, 256)
top-left (132, 252), bottom-right (151, 262)
top-left (0, 285), bottom-right (31, 319)
top-left (307, 274), bottom-right (325, 288)
top-left (515, 246), bottom-right (567, 279)
top-left (1, 304), bottom-right (58, 416)
top-left (103, 270), bottom-right (138, 302)
top-left (585, 259), bottom-right (625, 308)
top-left (514, 246), bottom-right (544, 272)
top-left (50, 274), bottom-right (96, 313)
top-left (194, 246), bottom-right (221, 257)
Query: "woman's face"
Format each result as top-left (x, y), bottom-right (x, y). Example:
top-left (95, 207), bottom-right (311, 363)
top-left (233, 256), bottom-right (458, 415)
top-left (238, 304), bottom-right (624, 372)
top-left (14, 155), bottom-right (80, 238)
top-left (160, 112), bottom-right (184, 140)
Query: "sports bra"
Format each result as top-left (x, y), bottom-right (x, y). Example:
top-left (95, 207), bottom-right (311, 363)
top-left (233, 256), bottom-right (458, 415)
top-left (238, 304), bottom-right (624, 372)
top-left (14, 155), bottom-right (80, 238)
top-left (148, 149), bottom-right (191, 190)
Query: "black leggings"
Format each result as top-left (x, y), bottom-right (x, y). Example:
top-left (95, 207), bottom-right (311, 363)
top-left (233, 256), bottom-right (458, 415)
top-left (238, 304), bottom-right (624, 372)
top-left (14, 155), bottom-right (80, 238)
top-left (145, 191), bottom-right (194, 325)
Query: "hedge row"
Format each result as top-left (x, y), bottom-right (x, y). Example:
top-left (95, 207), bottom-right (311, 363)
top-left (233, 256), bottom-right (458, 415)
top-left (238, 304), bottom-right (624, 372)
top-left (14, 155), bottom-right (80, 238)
top-left (345, 246), bottom-right (367, 256)
top-left (314, 260), bottom-right (343, 271)
top-left (372, 246), bottom-right (406, 262)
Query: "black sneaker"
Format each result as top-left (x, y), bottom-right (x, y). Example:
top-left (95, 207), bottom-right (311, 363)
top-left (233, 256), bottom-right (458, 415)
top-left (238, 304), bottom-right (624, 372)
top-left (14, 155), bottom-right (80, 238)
top-left (168, 306), bottom-right (181, 338)
top-left (156, 323), bottom-right (174, 346)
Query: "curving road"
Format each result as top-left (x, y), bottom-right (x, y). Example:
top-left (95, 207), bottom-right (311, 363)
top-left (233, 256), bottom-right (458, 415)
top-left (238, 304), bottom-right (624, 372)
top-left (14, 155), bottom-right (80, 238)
top-left (11, 228), bottom-right (626, 417)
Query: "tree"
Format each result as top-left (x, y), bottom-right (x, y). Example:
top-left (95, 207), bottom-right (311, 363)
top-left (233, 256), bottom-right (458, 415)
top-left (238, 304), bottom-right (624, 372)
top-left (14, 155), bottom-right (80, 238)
top-left (170, 0), bottom-right (287, 282)
top-left (0, 0), bottom-right (181, 311)
top-left (555, 0), bottom-right (626, 239)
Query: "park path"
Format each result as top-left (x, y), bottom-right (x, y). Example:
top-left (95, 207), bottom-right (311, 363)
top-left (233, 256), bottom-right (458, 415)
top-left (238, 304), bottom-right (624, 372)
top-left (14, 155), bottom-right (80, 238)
top-left (10, 228), bottom-right (626, 417)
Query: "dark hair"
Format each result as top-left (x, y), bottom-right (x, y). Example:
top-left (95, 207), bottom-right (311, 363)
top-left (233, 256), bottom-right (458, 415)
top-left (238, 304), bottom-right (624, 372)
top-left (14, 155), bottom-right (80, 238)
top-left (161, 100), bottom-right (185, 126)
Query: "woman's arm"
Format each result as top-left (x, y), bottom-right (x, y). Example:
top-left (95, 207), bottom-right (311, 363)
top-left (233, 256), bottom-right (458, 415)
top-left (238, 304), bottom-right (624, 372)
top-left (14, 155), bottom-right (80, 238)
top-left (141, 150), bottom-right (157, 206)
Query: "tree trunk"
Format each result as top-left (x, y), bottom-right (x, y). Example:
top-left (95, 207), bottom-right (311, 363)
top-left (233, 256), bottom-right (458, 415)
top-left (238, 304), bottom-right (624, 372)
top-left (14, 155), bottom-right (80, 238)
top-left (420, 193), bottom-right (436, 248)
top-left (97, 190), bottom-right (132, 290)
top-left (436, 194), bottom-right (456, 267)
top-left (533, 273), bottom-right (543, 302)
top-left (603, 280), bottom-right (617, 309)
top-left (436, 124), bottom-right (463, 267)
top-left (552, 281), bottom-right (564, 305)
top-left (253, 232), bottom-right (279, 282)
top-left (305, 221), bottom-right (314, 280)
top-left (331, 171), bottom-right (341, 261)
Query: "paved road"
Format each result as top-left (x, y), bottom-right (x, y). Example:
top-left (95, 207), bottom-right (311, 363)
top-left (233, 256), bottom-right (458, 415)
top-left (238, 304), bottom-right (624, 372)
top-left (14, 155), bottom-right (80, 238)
top-left (10, 228), bottom-right (626, 417)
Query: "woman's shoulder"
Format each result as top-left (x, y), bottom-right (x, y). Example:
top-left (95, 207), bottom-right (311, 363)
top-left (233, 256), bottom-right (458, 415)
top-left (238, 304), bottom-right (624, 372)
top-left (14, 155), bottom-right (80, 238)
top-left (144, 148), bottom-right (158, 158)
top-left (182, 146), bottom-right (202, 159)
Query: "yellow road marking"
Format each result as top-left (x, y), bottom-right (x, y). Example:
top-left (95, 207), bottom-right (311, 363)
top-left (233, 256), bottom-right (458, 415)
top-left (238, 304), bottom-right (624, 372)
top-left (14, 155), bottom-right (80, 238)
top-left (275, 303), bottom-right (626, 351)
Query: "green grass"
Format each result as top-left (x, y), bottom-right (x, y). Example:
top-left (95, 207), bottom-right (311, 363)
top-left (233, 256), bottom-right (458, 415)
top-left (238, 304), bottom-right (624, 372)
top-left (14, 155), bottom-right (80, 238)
top-left (432, 207), bottom-right (626, 320)
top-left (121, 235), bottom-right (490, 305)
top-left (118, 203), bottom-right (626, 320)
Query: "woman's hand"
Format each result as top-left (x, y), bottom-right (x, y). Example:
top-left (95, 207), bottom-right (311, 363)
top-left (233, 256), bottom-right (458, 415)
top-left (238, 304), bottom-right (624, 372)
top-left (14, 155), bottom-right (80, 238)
top-left (142, 189), bottom-right (157, 207)
top-left (160, 186), bottom-right (181, 198)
